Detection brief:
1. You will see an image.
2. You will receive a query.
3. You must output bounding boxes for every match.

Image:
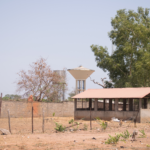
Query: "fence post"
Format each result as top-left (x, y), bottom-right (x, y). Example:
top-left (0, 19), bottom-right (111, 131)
top-left (90, 106), bottom-right (92, 130)
top-left (7, 109), bottom-right (11, 133)
top-left (32, 106), bottom-right (33, 133)
top-left (0, 93), bottom-right (2, 118)
top-left (42, 108), bottom-right (45, 133)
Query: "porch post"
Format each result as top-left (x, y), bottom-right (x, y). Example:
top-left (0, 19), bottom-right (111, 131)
top-left (129, 99), bottom-right (133, 111)
top-left (115, 99), bottom-right (118, 111)
top-left (123, 99), bottom-right (126, 111)
top-left (109, 99), bottom-right (112, 111)
top-left (144, 98), bottom-right (147, 109)
top-left (89, 98), bottom-right (92, 109)
top-left (94, 98), bottom-right (98, 111)
top-left (104, 99), bottom-right (105, 111)
top-left (138, 98), bottom-right (142, 123)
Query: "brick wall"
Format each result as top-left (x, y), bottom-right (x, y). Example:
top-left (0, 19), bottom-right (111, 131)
top-left (1, 101), bottom-right (74, 118)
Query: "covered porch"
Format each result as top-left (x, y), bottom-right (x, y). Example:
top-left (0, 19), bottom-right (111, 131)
top-left (72, 88), bottom-right (150, 123)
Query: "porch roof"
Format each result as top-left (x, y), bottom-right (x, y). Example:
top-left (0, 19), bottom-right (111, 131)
top-left (72, 87), bottom-right (150, 99)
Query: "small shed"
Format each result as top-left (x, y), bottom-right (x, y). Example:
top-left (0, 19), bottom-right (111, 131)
top-left (72, 88), bottom-right (150, 123)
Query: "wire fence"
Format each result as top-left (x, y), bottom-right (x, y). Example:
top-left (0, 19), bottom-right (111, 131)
top-left (1, 106), bottom-right (150, 135)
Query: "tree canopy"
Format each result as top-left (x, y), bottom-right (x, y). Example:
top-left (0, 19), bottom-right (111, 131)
top-left (2, 94), bottom-right (21, 100)
top-left (16, 58), bottom-right (67, 102)
top-left (91, 7), bottom-right (150, 88)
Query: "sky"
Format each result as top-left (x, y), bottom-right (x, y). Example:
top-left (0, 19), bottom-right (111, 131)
top-left (0, 0), bottom-right (150, 98)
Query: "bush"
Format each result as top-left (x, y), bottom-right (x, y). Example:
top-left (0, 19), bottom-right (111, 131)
top-left (96, 118), bottom-right (107, 130)
top-left (139, 129), bottom-right (146, 138)
top-left (120, 130), bottom-right (130, 140)
top-left (69, 119), bottom-right (74, 127)
top-left (83, 124), bottom-right (88, 131)
top-left (69, 119), bottom-right (74, 124)
top-left (105, 134), bottom-right (122, 144)
top-left (101, 121), bottom-right (107, 130)
top-left (55, 122), bottom-right (66, 132)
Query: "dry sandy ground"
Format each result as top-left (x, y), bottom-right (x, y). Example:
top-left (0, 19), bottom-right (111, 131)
top-left (0, 117), bottom-right (150, 150)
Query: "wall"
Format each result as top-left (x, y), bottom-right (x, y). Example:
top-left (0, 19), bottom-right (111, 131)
top-left (1, 100), bottom-right (74, 118)
top-left (74, 110), bottom-right (140, 122)
top-left (75, 99), bottom-right (141, 122)
top-left (141, 109), bottom-right (150, 123)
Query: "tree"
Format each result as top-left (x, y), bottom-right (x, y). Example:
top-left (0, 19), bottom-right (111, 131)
top-left (89, 76), bottom-right (114, 88)
top-left (91, 7), bottom-right (150, 88)
top-left (2, 94), bottom-right (21, 100)
top-left (68, 89), bottom-right (76, 101)
top-left (16, 58), bottom-right (67, 101)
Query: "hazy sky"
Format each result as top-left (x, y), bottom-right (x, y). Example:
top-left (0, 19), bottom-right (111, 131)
top-left (0, 1), bottom-right (149, 98)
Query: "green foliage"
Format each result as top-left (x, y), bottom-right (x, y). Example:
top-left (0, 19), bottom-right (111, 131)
top-left (83, 124), bottom-right (88, 131)
top-left (53, 112), bottom-right (55, 117)
top-left (105, 134), bottom-right (122, 144)
top-left (68, 89), bottom-right (76, 101)
top-left (69, 119), bottom-right (74, 125)
top-left (75, 122), bottom-right (79, 126)
top-left (100, 121), bottom-right (107, 130)
top-left (91, 7), bottom-right (150, 88)
top-left (96, 118), bottom-right (107, 130)
top-left (54, 122), bottom-right (66, 132)
top-left (120, 130), bottom-right (130, 140)
top-left (139, 129), bottom-right (146, 138)
top-left (95, 117), bottom-right (101, 120)
top-left (147, 145), bottom-right (150, 147)
top-left (105, 130), bottom-right (131, 144)
top-left (2, 94), bottom-right (21, 100)
top-left (73, 122), bottom-right (80, 131)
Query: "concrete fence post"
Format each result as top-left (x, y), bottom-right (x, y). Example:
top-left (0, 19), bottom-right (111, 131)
top-left (94, 98), bottom-right (98, 111)
top-left (115, 99), bottom-right (118, 111)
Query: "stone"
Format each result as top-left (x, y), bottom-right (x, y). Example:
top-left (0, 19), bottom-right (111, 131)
top-left (0, 128), bottom-right (11, 135)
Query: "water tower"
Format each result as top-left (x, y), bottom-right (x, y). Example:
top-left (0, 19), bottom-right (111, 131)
top-left (68, 66), bottom-right (95, 94)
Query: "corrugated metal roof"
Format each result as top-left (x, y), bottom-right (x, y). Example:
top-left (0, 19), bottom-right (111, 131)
top-left (72, 88), bottom-right (150, 99)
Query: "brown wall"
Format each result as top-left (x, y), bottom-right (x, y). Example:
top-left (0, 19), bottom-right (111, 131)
top-left (1, 101), bottom-right (74, 118)
top-left (75, 110), bottom-right (140, 122)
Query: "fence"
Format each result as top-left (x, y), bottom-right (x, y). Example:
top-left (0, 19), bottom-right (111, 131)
top-left (0, 100), bottom-right (74, 134)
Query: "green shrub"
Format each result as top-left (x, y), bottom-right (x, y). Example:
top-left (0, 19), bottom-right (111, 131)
top-left (101, 121), bottom-right (107, 130)
top-left (69, 119), bottom-right (74, 126)
top-left (120, 130), bottom-right (130, 140)
top-left (55, 122), bottom-right (66, 132)
top-left (105, 134), bottom-right (122, 144)
top-left (53, 112), bottom-right (55, 117)
top-left (96, 118), bottom-right (107, 130)
top-left (139, 129), bottom-right (146, 138)
top-left (83, 124), bottom-right (88, 131)
top-left (95, 117), bottom-right (101, 120)
top-left (75, 122), bottom-right (79, 127)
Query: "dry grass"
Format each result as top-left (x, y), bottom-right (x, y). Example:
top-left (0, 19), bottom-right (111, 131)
top-left (0, 117), bottom-right (150, 150)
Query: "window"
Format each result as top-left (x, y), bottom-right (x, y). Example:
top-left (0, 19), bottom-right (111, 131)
top-left (97, 99), bottom-right (104, 111)
top-left (109, 99), bottom-right (115, 111)
top-left (76, 99), bottom-right (94, 110)
top-left (142, 99), bottom-right (147, 109)
top-left (133, 99), bottom-right (139, 111)
top-left (118, 99), bottom-right (124, 111)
